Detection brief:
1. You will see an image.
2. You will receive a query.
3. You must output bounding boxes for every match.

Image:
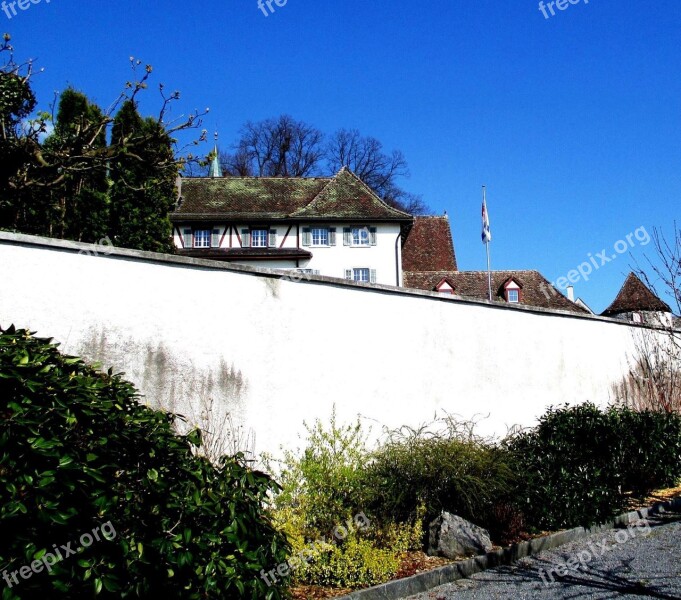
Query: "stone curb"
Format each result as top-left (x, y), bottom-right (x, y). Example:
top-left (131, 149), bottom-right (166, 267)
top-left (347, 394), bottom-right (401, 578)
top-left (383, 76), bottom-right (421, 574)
top-left (336, 496), bottom-right (681, 600)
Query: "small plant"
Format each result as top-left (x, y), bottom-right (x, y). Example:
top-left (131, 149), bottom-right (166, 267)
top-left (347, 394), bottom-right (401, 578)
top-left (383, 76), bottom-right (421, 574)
top-left (302, 534), bottom-right (400, 588)
top-left (267, 407), bottom-right (370, 537)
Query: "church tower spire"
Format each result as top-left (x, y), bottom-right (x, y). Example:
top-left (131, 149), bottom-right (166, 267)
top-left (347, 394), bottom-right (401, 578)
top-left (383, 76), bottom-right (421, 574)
top-left (208, 132), bottom-right (222, 178)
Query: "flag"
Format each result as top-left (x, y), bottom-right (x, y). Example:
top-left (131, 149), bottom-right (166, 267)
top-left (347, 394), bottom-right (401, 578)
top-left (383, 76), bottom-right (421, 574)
top-left (481, 194), bottom-right (491, 244)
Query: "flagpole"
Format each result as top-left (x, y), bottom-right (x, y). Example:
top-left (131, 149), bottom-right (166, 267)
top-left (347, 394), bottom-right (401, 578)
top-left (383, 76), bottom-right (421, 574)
top-left (484, 186), bottom-right (492, 301)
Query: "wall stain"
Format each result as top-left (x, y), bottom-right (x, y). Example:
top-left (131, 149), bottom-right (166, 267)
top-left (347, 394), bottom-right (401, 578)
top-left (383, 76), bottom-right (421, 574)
top-left (75, 325), bottom-right (253, 458)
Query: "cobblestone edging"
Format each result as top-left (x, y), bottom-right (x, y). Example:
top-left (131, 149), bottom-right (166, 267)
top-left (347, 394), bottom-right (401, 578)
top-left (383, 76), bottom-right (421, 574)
top-left (336, 496), bottom-right (681, 600)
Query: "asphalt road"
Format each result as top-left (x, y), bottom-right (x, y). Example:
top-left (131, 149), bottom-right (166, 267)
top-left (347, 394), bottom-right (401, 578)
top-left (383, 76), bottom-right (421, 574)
top-left (404, 509), bottom-right (681, 599)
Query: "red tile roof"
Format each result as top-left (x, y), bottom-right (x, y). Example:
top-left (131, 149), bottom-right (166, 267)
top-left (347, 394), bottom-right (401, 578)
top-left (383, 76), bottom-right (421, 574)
top-left (601, 273), bottom-right (672, 316)
top-left (401, 216), bottom-right (458, 272)
top-left (403, 270), bottom-right (589, 313)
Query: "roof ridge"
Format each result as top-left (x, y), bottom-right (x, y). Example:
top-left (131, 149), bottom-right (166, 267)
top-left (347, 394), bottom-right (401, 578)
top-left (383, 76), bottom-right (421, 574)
top-left (289, 167), bottom-right (412, 220)
top-left (330, 167), bottom-right (413, 218)
top-left (183, 175), bottom-right (333, 182)
top-left (602, 272), bottom-right (671, 315)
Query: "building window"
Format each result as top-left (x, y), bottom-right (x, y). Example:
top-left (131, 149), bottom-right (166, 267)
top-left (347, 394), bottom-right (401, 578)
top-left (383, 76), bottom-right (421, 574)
top-left (343, 226), bottom-right (376, 246)
top-left (251, 229), bottom-right (268, 248)
top-left (354, 268), bottom-right (370, 282)
top-left (312, 228), bottom-right (329, 246)
top-left (345, 268), bottom-right (377, 283)
top-left (194, 229), bottom-right (211, 248)
top-left (352, 227), bottom-right (370, 246)
top-left (302, 227), bottom-right (335, 247)
top-left (507, 289), bottom-right (519, 303)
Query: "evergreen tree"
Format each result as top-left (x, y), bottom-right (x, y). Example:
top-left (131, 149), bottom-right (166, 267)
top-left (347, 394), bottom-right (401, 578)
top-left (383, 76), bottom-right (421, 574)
top-left (0, 34), bottom-right (41, 231)
top-left (42, 88), bottom-right (110, 241)
top-left (109, 100), bottom-right (176, 253)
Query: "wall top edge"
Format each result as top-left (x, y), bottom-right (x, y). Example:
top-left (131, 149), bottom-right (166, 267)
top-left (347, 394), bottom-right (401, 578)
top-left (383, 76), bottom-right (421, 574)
top-left (0, 230), bottom-right (670, 330)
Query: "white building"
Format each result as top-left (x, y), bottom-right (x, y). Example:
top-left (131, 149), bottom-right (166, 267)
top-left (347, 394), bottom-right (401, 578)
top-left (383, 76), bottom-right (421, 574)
top-left (171, 167), bottom-right (412, 286)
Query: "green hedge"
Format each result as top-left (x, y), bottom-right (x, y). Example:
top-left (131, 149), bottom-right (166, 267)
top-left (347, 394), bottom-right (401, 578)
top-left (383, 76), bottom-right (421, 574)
top-left (505, 403), bottom-right (681, 530)
top-left (0, 326), bottom-right (290, 599)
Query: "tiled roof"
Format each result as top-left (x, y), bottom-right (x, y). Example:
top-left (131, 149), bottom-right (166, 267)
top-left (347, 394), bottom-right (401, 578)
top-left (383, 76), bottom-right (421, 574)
top-left (601, 273), bottom-right (672, 316)
top-left (172, 167), bottom-right (412, 222)
top-left (401, 216), bottom-right (458, 271)
top-left (291, 168), bottom-right (412, 220)
top-left (403, 270), bottom-right (589, 313)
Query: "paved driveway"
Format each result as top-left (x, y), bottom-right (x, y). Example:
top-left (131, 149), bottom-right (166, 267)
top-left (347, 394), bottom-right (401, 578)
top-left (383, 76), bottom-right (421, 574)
top-left (404, 510), bottom-right (681, 599)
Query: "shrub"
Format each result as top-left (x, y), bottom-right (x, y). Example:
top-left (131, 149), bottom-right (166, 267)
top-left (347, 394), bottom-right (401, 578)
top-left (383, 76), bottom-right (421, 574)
top-left (363, 421), bottom-right (517, 537)
top-left (267, 410), bottom-right (413, 589)
top-left (0, 326), bottom-right (290, 599)
top-left (505, 403), bottom-right (681, 531)
top-left (610, 407), bottom-right (681, 494)
top-left (301, 534), bottom-right (400, 589)
top-left (267, 408), bottom-right (370, 538)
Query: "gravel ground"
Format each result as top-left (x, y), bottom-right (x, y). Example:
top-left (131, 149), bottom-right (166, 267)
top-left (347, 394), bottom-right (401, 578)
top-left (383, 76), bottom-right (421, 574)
top-left (404, 510), bottom-right (681, 600)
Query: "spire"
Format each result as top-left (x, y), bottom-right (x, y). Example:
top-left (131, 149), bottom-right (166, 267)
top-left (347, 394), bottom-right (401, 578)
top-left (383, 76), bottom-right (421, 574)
top-left (208, 132), bottom-right (222, 178)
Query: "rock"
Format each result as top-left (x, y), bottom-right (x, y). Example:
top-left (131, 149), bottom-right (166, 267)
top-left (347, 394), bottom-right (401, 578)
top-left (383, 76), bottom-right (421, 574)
top-left (427, 512), bottom-right (493, 558)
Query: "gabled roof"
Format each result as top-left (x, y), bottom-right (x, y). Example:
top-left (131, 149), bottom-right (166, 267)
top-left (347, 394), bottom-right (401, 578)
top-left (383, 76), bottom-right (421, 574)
top-left (401, 216), bottom-right (458, 272)
top-left (601, 273), bottom-right (672, 316)
top-left (172, 167), bottom-right (412, 223)
top-left (502, 275), bottom-right (523, 289)
top-left (290, 167), bottom-right (412, 220)
top-left (403, 270), bottom-right (589, 313)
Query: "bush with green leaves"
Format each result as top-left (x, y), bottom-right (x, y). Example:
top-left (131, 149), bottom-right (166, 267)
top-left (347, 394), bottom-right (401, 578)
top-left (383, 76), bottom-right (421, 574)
top-left (298, 533), bottom-right (400, 589)
top-left (0, 325), bottom-right (290, 599)
top-left (268, 408), bottom-right (370, 538)
top-left (505, 403), bottom-right (681, 531)
top-left (610, 408), bottom-right (681, 494)
top-left (267, 409), bottom-right (420, 589)
top-left (363, 420), bottom-right (517, 539)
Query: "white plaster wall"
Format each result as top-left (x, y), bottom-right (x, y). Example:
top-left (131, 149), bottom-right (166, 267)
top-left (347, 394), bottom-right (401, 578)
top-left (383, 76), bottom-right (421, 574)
top-left (172, 223), bottom-right (402, 285)
top-left (0, 234), bottom-right (662, 459)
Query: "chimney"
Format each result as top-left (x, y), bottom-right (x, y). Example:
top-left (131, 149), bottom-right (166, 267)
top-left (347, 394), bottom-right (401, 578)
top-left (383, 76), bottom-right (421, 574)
top-left (567, 286), bottom-right (575, 302)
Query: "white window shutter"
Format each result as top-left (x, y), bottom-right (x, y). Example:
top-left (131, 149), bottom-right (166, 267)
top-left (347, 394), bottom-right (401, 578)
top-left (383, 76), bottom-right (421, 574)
top-left (370, 269), bottom-right (377, 283)
top-left (370, 227), bottom-right (377, 246)
top-left (268, 229), bottom-right (277, 248)
top-left (182, 228), bottom-right (192, 248)
top-left (241, 229), bottom-right (250, 248)
top-left (211, 228), bottom-right (221, 248)
top-left (329, 228), bottom-right (337, 246)
top-left (345, 269), bottom-right (353, 280)
top-left (302, 227), bottom-right (311, 246)
top-left (343, 228), bottom-right (351, 246)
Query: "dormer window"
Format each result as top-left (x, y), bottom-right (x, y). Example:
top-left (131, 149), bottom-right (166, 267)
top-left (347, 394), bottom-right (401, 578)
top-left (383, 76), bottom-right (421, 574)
top-left (503, 277), bottom-right (522, 303)
top-left (435, 278), bottom-right (456, 295)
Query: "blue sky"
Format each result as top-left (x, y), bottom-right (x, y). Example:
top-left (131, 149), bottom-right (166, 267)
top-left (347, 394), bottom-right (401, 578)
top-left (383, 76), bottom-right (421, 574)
top-left (5, 0), bottom-right (680, 312)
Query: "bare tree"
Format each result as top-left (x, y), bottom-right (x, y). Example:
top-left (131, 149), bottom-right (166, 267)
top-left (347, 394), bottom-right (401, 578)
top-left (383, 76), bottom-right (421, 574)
top-left (1, 35), bottom-right (208, 197)
top-left (326, 128), bottom-right (428, 214)
top-left (220, 147), bottom-right (252, 176)
top-left (224, 114), bottom-right (324, 177)
top-left (612, 329), bottom-right (681, 413)
top-left (634, 224), bottom-right (681, 319)
top-left (215, 116), bottom-right (429, 213)
top-left (613, 223), bottom-right (681, 413)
